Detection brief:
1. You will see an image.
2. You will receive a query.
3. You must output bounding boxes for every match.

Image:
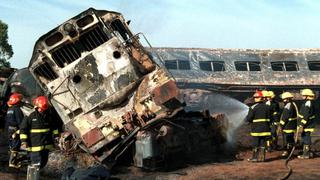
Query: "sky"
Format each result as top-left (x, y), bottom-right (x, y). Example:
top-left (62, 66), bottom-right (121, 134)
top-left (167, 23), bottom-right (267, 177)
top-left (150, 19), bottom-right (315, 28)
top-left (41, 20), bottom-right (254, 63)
top-left (1, 0), bottom-right (320, 68)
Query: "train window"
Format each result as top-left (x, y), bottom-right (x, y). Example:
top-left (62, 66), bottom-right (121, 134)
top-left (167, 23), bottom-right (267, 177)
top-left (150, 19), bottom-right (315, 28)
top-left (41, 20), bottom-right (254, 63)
top-left (271, 61), bottom-right (299, 71)
top-left (235, 61), bottom-right (261, 71)
top-left (271, 62), bottom-right (284, 71)
top-left (164, 60), bottom-right (190, 70)
top-left (165, 60), bottom-right (178, 69)
top-left (199, 61), bottom-right (212, 71)
top-left (199, 61), bottom-right (225, 72)
top-left (235, 62), bottom-right (247, 71)
top-left (308, 61), bottom-right (320, 71)
top-left (178, 60), bottom-right (191, 70)
top-left (285, 62), bottom-right (299, 71)
top-left (249, 62), bottom-right (261, 71)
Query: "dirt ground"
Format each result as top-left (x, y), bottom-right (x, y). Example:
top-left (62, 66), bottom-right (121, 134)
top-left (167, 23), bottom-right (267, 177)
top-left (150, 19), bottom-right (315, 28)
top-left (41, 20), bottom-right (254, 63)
top-left (110, 150), bottom-right (320, 180)
top-left (1, 124), bottom-right (320, 179)
top-left (1, 149), bottom-right (319, 180)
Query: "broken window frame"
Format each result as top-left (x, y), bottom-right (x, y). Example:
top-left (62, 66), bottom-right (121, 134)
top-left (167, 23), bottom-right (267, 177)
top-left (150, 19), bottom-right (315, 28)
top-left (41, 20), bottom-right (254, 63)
top-left (110, 18), bottom-right (131, 43)
top-left (164, 60), bottom-right (191, 70)
top-left (199, 61), bottom-right (225, 72)
top-left (308, 61), bottom-right (320, 71)
top-left (271, 61), bottom-right (299, 71)
top-left (234, 61), bottom-right (261, 71)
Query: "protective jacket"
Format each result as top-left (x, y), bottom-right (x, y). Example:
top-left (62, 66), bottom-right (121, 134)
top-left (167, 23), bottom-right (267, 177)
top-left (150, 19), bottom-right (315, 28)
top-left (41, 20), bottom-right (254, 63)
top-left (20, 110), bottom-right (59, 152)
top-left (280, 101), bottom-right (298, 133)
top-left (266, 100), bottom-right (280, 125)
top-left (246, 102), bottom-right (272, 136)
top-left (298, 100), bottom-right (316, 132)
top-left (5, 105), bottom-right (24, 127)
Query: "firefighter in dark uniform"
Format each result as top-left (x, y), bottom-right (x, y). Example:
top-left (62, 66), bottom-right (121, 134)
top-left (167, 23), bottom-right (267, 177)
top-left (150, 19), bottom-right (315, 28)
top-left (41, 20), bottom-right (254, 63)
top-left (5, 93), bottom-right (24, 168)
top-left (279, 92), bottom-right (298, 157)
top-left (20, 96), bottom-right (59, 178)
top-left (265, 91), bottom-right (280, 150)
top-left (246, 91), bottom-right (272, 162)
top-left (262, 90), bottom-right (272, 151)
top-left (297, 89), bottom-right (316, 159)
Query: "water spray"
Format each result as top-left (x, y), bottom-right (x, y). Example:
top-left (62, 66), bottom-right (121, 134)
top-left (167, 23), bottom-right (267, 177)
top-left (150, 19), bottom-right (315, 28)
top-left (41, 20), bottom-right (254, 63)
top-left (184, 90), bottom-right (249, 145)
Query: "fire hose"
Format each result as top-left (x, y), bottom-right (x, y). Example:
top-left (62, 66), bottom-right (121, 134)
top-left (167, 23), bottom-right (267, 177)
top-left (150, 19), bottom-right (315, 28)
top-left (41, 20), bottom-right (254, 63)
top-left (280, 126), bottom-right (301, 180)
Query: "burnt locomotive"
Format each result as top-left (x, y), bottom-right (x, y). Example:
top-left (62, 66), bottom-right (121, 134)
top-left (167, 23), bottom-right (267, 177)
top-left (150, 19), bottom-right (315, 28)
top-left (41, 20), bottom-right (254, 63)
top-left (26, 8), bottom-right (227, 169)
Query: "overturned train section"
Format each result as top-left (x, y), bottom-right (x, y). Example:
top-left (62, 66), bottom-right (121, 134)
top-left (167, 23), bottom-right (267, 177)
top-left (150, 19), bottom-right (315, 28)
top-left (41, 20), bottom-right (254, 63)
top-left (27, 8), bottom-right (227, 169)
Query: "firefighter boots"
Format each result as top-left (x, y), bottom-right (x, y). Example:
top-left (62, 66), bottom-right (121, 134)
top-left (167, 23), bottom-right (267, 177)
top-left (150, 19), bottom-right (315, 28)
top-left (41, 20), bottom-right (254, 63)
top-left (27, 163), bottom-right (40, 180)
top-left (266, 140), bottom-right (272, 152)
top-left (281, 144), bottom-right (292, 157)
top-left (298, 145), bottom-right (311, 159)
top-left (260, 147), bottom-right (266, 162)
top-left (247, 148), bottom-right (259, 162)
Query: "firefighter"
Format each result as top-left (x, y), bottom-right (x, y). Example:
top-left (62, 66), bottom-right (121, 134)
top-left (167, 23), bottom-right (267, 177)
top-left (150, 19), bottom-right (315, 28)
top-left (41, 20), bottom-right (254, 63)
top-left (279, 92), bottom-right (298, 157)
top-left (265, 91), bottom-right (280, 151)
top-left (297, 89), bottom-right (316, 159)
top-left (5, 93), bottom-right (24, 168)
top-left (262, 90), bottom-right (272, 151)
top-left (20, 96), bottom-right (59, 178)
top-left (246, 91), bottom-right (272, 162)
top-left (261, 90), bottom-right (269, 102)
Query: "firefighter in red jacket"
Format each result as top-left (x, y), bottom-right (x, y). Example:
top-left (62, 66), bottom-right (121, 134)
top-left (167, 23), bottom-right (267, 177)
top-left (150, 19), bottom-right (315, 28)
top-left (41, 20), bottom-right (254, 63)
top-left (5, 93), bottom-right (24, 168)
top-left (246, 91), bottom-right (272, 162)
top-left (20, 96), bottom-right (59, 177)
top-left (279, 92), bottom-right (298, 157)
top-left (297, 89), bottom-right (316, 159)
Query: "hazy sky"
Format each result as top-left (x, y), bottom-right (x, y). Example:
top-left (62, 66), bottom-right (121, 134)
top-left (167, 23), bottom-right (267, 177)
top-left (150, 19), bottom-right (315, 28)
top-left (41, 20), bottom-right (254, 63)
top-left (1, 0), bottom-right (320, 68)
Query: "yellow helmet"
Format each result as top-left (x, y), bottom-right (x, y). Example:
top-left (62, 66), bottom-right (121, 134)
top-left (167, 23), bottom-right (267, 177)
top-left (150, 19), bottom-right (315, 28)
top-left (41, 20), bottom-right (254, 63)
top-left (281, 92), bottom-right (293, 99)
top-left (262, 90), bottom-right (269, 97)
top-left (301, 89), bottom-right (315, 97)
top-left (268, 91), bottom-right (275, 98)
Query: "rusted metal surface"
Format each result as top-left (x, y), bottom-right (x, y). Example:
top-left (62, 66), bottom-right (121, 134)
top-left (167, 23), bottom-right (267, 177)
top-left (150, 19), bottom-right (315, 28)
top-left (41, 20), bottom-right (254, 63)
top-left (152, 80), bottom-right (179, 106)
top-left (131, 47), bottom-right (155, 73)
top-left (82, 127), bottom-right (105, 148)
top-left (26, 8), bottom-right (188, 168)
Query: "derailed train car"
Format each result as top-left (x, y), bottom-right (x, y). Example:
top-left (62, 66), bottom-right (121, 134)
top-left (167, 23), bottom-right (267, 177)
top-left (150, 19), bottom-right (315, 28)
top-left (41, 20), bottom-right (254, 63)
top-left (0, 68), bottom-right (57, 120)
top-left (149, 48), bottom-right (320, 102)
top-left (27, 8), bottom-right (227, 169)
top-left (0, 67), bottom-right (16, 129)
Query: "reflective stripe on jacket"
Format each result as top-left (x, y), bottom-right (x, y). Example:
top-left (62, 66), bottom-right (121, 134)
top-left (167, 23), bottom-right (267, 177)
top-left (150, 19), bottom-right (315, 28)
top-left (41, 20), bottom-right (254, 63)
top-left (19, 110), bottom-right (59, 152)
top-left (298, 100), bottom-right (316, 132)
top-left (246, 102), bottom-right (272, 137)
top-left (280, 102), bottom-right (298, 133)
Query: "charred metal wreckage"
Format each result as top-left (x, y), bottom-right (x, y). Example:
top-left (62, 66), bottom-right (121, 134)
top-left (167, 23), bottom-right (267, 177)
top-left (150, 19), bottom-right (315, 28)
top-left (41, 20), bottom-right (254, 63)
top-left (1, 7), bottom-right (320, 172)
top-left (25, 8), bottom-right (227, 169)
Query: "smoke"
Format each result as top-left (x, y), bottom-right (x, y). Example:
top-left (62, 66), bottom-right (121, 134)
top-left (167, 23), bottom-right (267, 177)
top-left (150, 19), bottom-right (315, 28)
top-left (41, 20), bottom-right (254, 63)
top-left (183, 90), bottom-right (249, 146)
